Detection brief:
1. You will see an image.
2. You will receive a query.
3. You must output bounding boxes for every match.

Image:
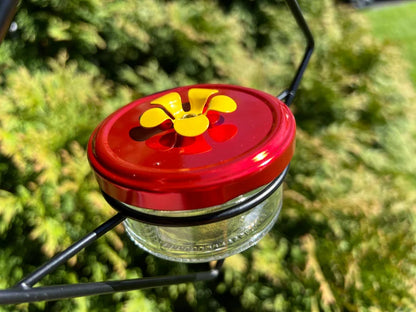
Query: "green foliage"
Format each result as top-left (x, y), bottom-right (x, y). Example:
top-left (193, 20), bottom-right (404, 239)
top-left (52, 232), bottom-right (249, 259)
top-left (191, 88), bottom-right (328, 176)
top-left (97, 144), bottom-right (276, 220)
top-left (1, 0), bottom-right (416, 311)
top-left (364, 1), bottom-right (416, 86)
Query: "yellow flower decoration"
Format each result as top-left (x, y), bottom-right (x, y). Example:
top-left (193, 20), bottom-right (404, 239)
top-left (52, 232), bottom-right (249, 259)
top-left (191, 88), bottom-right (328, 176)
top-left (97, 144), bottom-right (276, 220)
top-left (140, 88), bottom-right (237, 137)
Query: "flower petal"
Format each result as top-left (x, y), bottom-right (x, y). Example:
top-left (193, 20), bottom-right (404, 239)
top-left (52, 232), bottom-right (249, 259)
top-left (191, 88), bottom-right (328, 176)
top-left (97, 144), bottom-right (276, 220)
top-left (151, 92), bottom-right (183, 119)
top-left (188, 88), bottom-right (218, 115)
top-left (208, 95), bottom-right (237, 113)
top-left (174, 115), bottom-right (210, 137)
top-left (140, 107), bottom-right (171, 128)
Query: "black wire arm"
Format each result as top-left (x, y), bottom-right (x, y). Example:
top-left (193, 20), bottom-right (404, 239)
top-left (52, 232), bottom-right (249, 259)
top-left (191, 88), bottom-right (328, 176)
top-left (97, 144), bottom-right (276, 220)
top-left (278, 0), bottom-right (315, 106)
top-left (0, 264), bottom-right (223, 305)
top-left (15, 213), bottom-right (127, 289)
top-left (0, 213), bottom-right (224, 304)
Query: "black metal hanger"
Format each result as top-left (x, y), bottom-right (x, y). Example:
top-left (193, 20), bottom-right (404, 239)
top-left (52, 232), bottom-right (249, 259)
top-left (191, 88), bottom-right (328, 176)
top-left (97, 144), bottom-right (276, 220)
top-left (0, 0), bottom-right (313, 304)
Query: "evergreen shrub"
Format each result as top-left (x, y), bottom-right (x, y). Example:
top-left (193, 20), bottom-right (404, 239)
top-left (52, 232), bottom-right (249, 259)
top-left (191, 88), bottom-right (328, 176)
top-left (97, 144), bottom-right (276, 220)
top-left (0, 0), bottom-right (415, 311)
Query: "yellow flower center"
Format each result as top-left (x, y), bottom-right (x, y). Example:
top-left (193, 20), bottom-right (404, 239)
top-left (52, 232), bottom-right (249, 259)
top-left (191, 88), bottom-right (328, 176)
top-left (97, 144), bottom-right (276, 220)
top-left (140, 88), bottom-right (237, 137)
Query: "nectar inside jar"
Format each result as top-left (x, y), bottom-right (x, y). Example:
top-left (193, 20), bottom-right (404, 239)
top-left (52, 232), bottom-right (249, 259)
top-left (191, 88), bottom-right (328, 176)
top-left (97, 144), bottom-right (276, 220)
top-left (88, 84), bottom-right (295, 263)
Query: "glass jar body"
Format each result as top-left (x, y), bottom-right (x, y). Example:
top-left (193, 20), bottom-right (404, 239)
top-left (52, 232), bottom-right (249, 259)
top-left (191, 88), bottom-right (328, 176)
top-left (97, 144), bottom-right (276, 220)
top-left (123, 184), bottom-right (283, 263)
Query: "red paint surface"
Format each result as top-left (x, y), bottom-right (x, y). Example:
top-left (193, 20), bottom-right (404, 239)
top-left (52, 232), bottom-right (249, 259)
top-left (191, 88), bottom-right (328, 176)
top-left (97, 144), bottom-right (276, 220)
top-left (87, 84), bottom-right (296, 210)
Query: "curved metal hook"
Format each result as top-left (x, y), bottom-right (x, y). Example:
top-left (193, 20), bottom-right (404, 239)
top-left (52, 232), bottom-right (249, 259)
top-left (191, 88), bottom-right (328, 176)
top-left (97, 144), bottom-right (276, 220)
top-left (278, 0), bottom-right (315, 105)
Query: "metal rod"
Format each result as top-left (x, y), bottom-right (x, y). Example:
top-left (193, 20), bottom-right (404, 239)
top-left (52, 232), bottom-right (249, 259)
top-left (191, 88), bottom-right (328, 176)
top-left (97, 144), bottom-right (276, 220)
top-left (103, 166), bottom-right (288, 227)
top-left (0, 0), bottom-right (19, 44)
top-left (0, 265), bottom-right (222, 304)
top-left (0, 215), bottom-right (223, 305)
top-left (15, 213), bottom-right (126, 289)
top-left (280, 0), bottom-right (315, 106)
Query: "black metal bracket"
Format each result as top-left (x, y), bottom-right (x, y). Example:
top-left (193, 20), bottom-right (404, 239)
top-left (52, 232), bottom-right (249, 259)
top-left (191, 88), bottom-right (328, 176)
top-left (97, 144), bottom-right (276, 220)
top-left (0, 167), bottom-right (288, 304)
top-left (0, 0), bottom-right (313, 305)
top-left (278, 0), bottom-right (315, 106)
top-left (0, 212), bottom-right (224, 304)
top-left (103, 166), bottom-right (288, 227)
top-left (0, 169), bottom-right (288, 305)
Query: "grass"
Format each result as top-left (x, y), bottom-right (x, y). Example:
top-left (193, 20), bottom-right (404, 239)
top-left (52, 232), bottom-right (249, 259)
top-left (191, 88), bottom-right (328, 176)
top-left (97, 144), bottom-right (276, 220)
top-left (363, 1), bottom-right (416, 86)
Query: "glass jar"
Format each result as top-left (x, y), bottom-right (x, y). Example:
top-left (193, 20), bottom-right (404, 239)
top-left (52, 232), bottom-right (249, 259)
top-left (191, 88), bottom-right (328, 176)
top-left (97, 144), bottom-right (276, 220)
top-left (123, 181), bottom-right (283, 262)
top-left (88, 84), bottom-right (295, 262)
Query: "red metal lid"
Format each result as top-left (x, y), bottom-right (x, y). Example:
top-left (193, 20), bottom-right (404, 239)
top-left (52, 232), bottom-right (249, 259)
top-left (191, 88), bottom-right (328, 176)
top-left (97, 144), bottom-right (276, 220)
top-left (87, 84), bottom-right (295, 211)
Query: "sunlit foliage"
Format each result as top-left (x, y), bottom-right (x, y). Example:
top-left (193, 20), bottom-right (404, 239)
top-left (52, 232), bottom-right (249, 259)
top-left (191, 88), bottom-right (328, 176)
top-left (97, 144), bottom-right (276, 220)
top-left (0, 0), bottom-right (415, 311)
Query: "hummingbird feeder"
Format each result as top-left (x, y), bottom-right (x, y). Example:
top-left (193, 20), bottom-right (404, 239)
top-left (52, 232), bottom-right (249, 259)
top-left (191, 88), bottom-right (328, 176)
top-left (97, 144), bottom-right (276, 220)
top-left (0, 0), bottom-right (314, 304)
